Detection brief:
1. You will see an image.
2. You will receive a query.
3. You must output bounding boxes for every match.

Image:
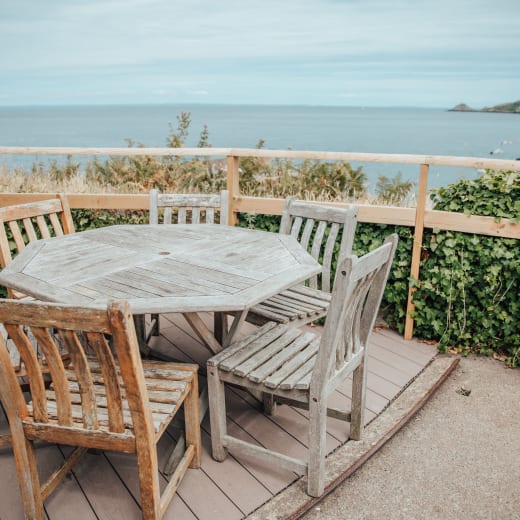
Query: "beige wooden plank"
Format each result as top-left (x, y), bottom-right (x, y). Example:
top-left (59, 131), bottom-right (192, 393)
top-left (40, 447), bottom-right (97, 520)
top-left (209, 405), bottom-right (299, 495)
top-left (364, 355), bottom-right (412, 388)
top-left (425, 209), bottom-right (520, 239)
top-left (175, 454), bottom-right (244, 519)
top-left (105, 448), bottom-right (196, 520)
top-left (233, 387), bottom-right (342, 453)
top-left (67, 451), bottom-right (143, 519)
top-left (197, 429), bottom-right (273, 514)
top-left (0, 441), bottom-right (31, 519)
top-left (368, 343), bottom-right (427, 377)
top-left (344, 375), bottom-right (395, 412)
top-left (375, 328), bottom-right (438, 362)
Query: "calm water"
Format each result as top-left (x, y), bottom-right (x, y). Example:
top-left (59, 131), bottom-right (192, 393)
top-left (1, 104), bottom-right (519, 188)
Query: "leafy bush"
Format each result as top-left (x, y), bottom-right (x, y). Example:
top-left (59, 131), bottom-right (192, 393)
top-left (411, 170), bottom-right (520, 367)
top-left (239, 169), bottom-right (520, 368)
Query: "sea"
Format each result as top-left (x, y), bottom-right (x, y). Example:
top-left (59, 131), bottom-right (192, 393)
top-left (0, 104), bottom-right (519, 189)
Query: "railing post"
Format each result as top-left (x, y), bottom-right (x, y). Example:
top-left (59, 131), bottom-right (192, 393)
top-left (226, 155), bottom-right (240, 226)
top-left (404, 163), bottom-right (429, 340)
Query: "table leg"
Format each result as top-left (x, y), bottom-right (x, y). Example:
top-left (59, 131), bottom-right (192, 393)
top-left (213, 312), bottom-right (228, 345)
top-left (133, 315), bottom-right (151, 357)
top-left (183, 313), bottom-right (223, 354)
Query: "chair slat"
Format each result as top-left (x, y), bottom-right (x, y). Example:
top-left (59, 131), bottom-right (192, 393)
top-left (321, 222), bottom-right (340, 292)
top-left (8, 221), bottom-right (26, 254)
top-left (31, 327), bottom-right (73, 426)
top-left (85, 332), bottom-right (125, 433)
top-left (233, 328), bottom-right (301, 378)
top-left (60, 330), bottom-right (99, 430)
top-left (22, 218), bottom-right (38, 242)
top-left (299, 219), bottom-right (315, 252)
top-left (219, 325), bottom-right (287, 372)
top-left (278, 355), bottom-right (315, 390)
top-left (48, 212), bottom-right (64, 236)
top-left (249, 332), bottom-right (317, 384)
top-left (35, 215), bottom-right (51, 239)
top-left (5, 324), bottom-right (48, 422)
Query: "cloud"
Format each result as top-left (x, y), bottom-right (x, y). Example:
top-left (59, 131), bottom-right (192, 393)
top-left (1, 0), bottom-right (519, 106)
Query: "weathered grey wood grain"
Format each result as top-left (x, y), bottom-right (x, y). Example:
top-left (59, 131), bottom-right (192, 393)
top-left (149, 190), bottom-right (229, 226)
top-left (247, 197), bottom-right (359, 328)
top-left (207, 234), bottom-right (398, 497)
top-left (0, 225), bottom-right (321, 321)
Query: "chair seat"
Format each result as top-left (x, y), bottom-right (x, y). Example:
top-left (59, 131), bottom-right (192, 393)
top-left (247, 285), bottom-right (332, 326)
top-left (208, 322), bottom-right (320, 395)
top-left (27, 358), bottom-right (196, 437)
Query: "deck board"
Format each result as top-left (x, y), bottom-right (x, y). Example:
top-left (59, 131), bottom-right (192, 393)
top-left (0, 315), bottom-right (437, 520)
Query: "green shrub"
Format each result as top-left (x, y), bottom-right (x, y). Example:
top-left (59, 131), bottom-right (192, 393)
top-left (411, 170), bottom-right (520, 367)
top-left (239, 169), bottom-right (520, 368)
top-left (72, 208), bottom-right (148, 230)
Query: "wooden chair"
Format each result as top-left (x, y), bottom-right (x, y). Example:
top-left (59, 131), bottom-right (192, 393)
top-left (146, 189), bottom-right (229, 340)
top-left (149, 189), bottom-right (229, 225)
top-left (247, 197), bottom-right (358, 327)
top-left (0, 195), bottom-right (76, 299)
top-left (0, 195), bottom-right (76, 379)
top-left (207, 234), bottom-right (398, 497)
top-left (0, 298), bottom-right (201, 520)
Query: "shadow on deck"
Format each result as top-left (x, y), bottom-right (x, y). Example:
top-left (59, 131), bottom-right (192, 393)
top-left (0, 314), bottom-right (438, 520)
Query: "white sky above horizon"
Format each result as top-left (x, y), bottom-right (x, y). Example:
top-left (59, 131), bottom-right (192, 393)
top-left (1, 0), bottom-right (519, 108)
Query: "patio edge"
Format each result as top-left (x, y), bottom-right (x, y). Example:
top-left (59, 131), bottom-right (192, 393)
top-left (246, 354), bottom-right (460, 520)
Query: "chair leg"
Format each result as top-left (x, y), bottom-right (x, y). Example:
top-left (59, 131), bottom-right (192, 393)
top-left (350, 359), bottom-right (367, 440)
top-left (262, 392), bottom-right (277, 415)
top-left (184, 371), bottom-right (202, 469)
top-left (136, 445), bottom-right (162, 520)
top-left (133, 315), bottom-right (151, 357)
top-left (307, 396), bottom-right (328, 497)
top-left (10, 429), bottom-right (45, 519)
top-left (207, 367), bottom-right (228, 461)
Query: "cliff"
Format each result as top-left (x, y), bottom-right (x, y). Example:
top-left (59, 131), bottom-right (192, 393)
top-left (449, 100), bottom-right (520, 113)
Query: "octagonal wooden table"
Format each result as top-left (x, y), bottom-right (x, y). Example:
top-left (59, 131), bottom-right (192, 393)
top-left (0, 224), bottom-right (322, 353)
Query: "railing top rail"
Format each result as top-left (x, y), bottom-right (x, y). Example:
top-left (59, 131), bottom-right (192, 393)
top-left (0, 146), bottom-right (519, 171)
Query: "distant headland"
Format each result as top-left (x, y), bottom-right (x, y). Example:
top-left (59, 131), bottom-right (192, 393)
top-left (449, 100), bottom-right (520, 113)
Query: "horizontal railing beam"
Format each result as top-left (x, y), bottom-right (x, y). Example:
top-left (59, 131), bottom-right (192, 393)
top-left (1, 146), bottom-right (519, 171)
top-left (0, 193), bottom-right (517, 239)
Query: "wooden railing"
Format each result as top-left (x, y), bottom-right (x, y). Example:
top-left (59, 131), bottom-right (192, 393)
top-left (1, 146), bottom-right (519, 340)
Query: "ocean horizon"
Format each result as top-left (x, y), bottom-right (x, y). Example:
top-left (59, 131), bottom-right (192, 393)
top-left (1, 103), bottom-right (519, 189)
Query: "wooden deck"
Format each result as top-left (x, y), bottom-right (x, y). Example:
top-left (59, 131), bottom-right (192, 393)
top-left (0, 314), bottom-right (438, 520)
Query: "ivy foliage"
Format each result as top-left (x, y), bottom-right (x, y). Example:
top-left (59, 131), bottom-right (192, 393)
top-left (238, 170), bottom-right (520, 368)
top-left (412, 170), bottom-right (520, 366)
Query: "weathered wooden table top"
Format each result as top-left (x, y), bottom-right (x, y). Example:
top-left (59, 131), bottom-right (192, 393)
top-left (0, 224), bottom-right (321, 315)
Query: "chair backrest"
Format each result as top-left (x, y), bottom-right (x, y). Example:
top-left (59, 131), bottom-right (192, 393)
top-left (311, 234), bottom-right (398, 395)
top-left (149, 189), bottom-right (229, 225)
top-left (0, 195), bottom-right (75, 269)
top-left (0, 299), bottom-right (155, 449)
top-left (279, 197), bottom-right (358, 292)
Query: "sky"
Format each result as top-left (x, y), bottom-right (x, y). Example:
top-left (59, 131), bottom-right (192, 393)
top-left (1, 0), bottom-right (519, 108)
